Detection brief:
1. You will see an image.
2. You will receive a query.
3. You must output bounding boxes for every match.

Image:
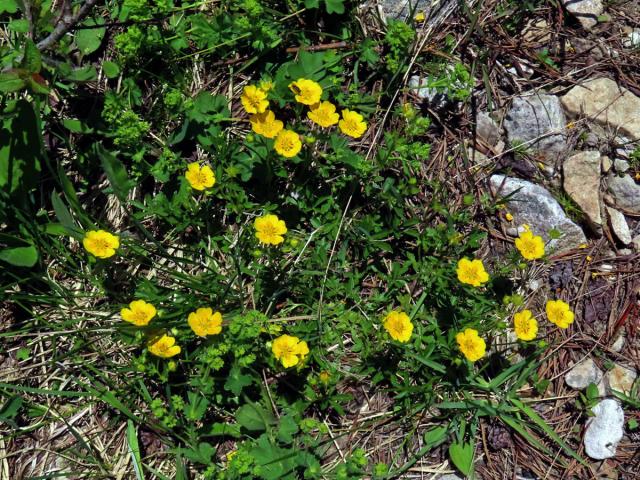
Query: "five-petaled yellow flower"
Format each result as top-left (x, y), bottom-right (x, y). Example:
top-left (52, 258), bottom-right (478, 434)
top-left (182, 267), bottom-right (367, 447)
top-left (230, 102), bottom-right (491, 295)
top-left (254, 214), bottom-right (287, 245)
top-left (83, 230), bottom-right (120, 259)
top-left (274, 129), bottom-right (302, 157)
top-left (148, 334), bottom-right (181, 358)
top-left (289, 78), bottom-right (322, 105)
top-left (546, 299), bottom-right (574, 329)
top-left (249, 110), bottom-right (283, 139)
top-left (185, 163), bottom-right (216, 191)
top-left (456, 328), bottom-right (486, 362)
top-left (513, 309), bottom-right (538, 341)
top-left (515, 229), bottom-right (545, 260)
top-left (338, 109), bottom-right (367, 138)
top-left (241, 85), bottom-right (269, 114)
top-left (456, 258), bottom-right (489, 287)
top-left (121, 300), bottom-right (156, 326)
top-left (272, 334), bottom-right (309, 368)
top-left (307, 101), bottom-right (339, 128)
top-left (383, 310), bottom-right (413, 343)
top-left (188, 307), bottom-right (223, 337)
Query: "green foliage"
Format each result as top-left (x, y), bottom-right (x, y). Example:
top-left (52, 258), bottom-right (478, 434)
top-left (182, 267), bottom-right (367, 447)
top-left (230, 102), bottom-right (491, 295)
top-left (384, 20), bottom-right (416, 73)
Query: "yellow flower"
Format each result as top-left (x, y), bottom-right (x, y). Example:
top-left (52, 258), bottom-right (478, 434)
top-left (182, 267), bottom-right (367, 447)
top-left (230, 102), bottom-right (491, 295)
top-left (249, 110), bottom-right (283, 139)
top-left (307, 101), bottom-right (339, 128)
top-left (515, 230), bottom-right (545, 260)
top-left (121, 300), bottom-right (156, 326)
top-left (319, 371), bottom-right (330, 384)
top-left (505, 212), bottom-right (513, 221)
top-left (338, 109), bottom-right (367, 138)
top-left (383, 310), bottom-right (413, 343)
top-left (258, 79), bottom-right (273, 92)
top-left (513, 309), bottom-right (538, 341)
top-left (83, 230), bottom-right (119, 259)
top-left (414, 11), bottom-right (426, 22)
top-left (289, 78), bottom-right (322, 105)
top-left (456, 258), bottom-right (490, 287)
top-left (241, 85), bottom-right (269, 114)
top-left (456, 328), bottom-right (486, 362)
top-left (148, 334), bottom-right (181, 358)
top-left (274, 129), bottom-right (302, 158)
top-left (272, 334), bottom-right (309, 368)
top-left (254, 214), bottom-right (287, 245)
top-left (185, 163), bottom-right (216, 191)
top-left (546, 299), bottom-right (574, 329)
top-left (188, 307), bottom-right (223, 337)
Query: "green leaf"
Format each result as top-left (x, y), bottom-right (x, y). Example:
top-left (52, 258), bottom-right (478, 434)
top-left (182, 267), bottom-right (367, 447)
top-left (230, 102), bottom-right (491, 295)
top-left (276, 415), bottom-right (299, 444)
top-left (0, 0), bottom-right (18, 13)
top-left (20, 39), bottom-right (42, 73)
top-left (448, 440), bottom-right (474, 476)
top-left (249, 434), bottom-right (298, 480)
top-left (51, 191), bottom-right (82, 238)
top-left (65, 65), bottom-right (98, 82)
top-left (185, 392), bottom-right (209, 421)
top-left (304, 0), bottom-right (319, 8)
top-left (95, 144), bottom-right (132, 202)
top-left (423, 425), bottom-right (448, 448)
top-left (324, 0), bottom-right (345, 14)
top-left (0, 395), bottom-right (23, 422)
top-left (62, 118), bottom-right (94, 133)
top-left (127, 420), bottom-right (145, 480)
top-left (102, 61), bottom-right (121, 79)
top-left (0, 72), bottom-right (26, 93)
top-left (8, 19), bottom-right (29, 33)
top-left (0, 244), bottom-right (38, 267)
top-left (224, 365), bottom-right (253, 396)
top-left (75, 18), bottom-right (106, 55)
top-left (236, 403), bottom-right (274, 432)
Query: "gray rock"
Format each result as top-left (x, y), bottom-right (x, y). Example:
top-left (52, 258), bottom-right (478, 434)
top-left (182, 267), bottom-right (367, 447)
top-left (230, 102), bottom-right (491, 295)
top-left (565, 358), bottom-right (603, 390)
top-left (607, 174), bottom-right (640, 214)
top-left (476, 112), bottom-right (501, 146)
top-left (504, 94), bottom-right (567, 162)
top-left (614, 159), bottom-right (630, 172)
top-left (408, 75), bottom-right (449, 109)
top-left (601, 155), bottom-right (612, 173)
top-left (490, 175), bottom-right (587, 254)
top-left (606, 207), bottom-right (632, 245)
top-left (611, 333), bottom-right (625, 352)
top-left (632, 234), bottom-right (640, 252)
top-left (564, 151), bottom-right (602, 232)
top-left (583, 132), bottom-right (600, 149)
top-left (380, 0), bottom-right (432, 20)
top-left (622, 27), bottom-right (640, 48)
top-left (605, 364), bottom-right (637, 394)
top-left (584, 399), bottom-right (624, 460)
top-left (562, 78), bottom-right (640, 142)
top-left (561, 0), bottom-right (604, 29)
top-left (437, 475), bottom-right (464, 480)
top-left (618, 248), bottom-right (633, 255)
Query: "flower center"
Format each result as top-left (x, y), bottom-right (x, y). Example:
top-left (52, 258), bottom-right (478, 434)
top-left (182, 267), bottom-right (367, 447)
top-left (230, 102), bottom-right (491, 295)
top-left (262, 224), bottom-right (278, 237)
top-left (196, 172), bottom-right (208, 185)
top-left (94, 238), bottom-right (110, 251)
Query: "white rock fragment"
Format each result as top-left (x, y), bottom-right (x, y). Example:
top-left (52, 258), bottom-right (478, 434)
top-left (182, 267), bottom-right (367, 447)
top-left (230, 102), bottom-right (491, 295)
top-left (565, 358), bottom-right (603, 390)
top-left (606, 206), bottom-right (632, 245)
top-left (584, 399), bottom-right (624, 460)
top-left (562, 0), bottom-right (604, 30)
top-left (611, 333), bottom-right (625, 352)
top-left (632, 234), bottom-right (640, 252)
top-left (605, 364), bottom-right (638, 394)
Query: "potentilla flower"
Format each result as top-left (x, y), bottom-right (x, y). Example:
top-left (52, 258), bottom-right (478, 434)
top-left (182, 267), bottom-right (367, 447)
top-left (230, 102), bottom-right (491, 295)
top-left (546, 299), bottom-right (574, 328)
top-left (188, 307), bottom-right (223, 337)
top-left (456, 258), bottom-right (489, 287)
top-left (383, 310), bottom-right (413, 342)
top-left (272, 334), bottom-right (309, 368)
top-left (148, 334), bottom-right (181, 358)
top-left (274, 129), bottom-right (302, 158)
top-left (289, 78), bottom-right (322, 105)
top-left (515, 229), bottom-right (545, 260)
top-left (249, 110), bottom-right (283, 139)
top-left (121, 300), bottom-right (156, 326)
top-left (83, 230), bottom-right (120, 259)
top-left (185, 163), bottom-right (216, 190)
top-left (513, 309), bottom-right (538, 341)
top-left (456, 328), bottom-right (486, 362)
top-left (307, 101), bottom-right (339, 128)
top-left (241, 85), bottom-right (269, 114)
top-left (338, 109), bottom-right (367, 138)
top-left (254, 214), bottom-right (287, 245)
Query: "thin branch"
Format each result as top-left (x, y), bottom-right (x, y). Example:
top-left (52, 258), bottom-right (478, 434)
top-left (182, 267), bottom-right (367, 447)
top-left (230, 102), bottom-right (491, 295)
top-left (36, 0), bottom-right (100, 51)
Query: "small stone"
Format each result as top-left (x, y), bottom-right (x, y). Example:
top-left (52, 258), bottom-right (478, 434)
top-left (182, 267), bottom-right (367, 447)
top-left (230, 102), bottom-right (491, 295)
top-left (408, 75), bottom-right (449, 110)
top-left (611, 333), bottom-right (625, 352)
top-left (490, 175), bottom-right (587, 254)
top-left (437, 475), bottom-right (464, 480)
top-left (506, 225), bottom-right (528, 237)
top-left (584, 399), bottom-right (624, 460)
top-left (564, 151), bottom-right (602, 232)
top-left (379, 0), bottom-right (432, 20)
top-left (583, 132), bottom-right (600, 149)
top-left (601, 155), bottom-right (612, 173)
top-left (607, 174), bottom-right (640, 214)
top-left (504, 94), bottom-right (567, 162)
top-left (614, 159), bottom-right (630, 172)
top-left (606, 207), bottom-right (632, 245)
top-left (565, 358), bottom-right (603, 390)
top-left (622, 27), bottom-right (640, 48)
top-left (562, 78), bottom-right (640, 142)
top-left (618, 248), bottom-right (633, 255)
top-left (605, 364), bottom-right (637, 394)
top-left (476, 112), bottom-right (501, 146)
top-left (562, 0), bottom-right (604, 29)
top-left (632, 234), bottom-right (640, 252)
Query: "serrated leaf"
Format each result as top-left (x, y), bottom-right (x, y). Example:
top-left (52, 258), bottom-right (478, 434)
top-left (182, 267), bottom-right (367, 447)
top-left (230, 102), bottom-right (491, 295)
top-left (224, 365), bottom-right (253, 396)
